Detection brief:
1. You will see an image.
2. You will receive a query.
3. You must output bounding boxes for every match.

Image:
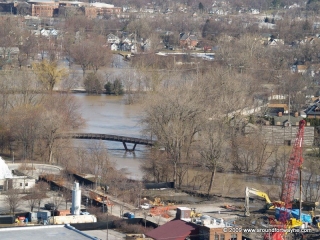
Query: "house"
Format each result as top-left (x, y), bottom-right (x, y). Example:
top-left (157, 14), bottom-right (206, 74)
top-left (146, 207), bottom-right (242, 240)
top-left (309, 63), bottom-right (320, 77)
top-left (268, 38), bottom-right (284, 46)
top-left (110, 43), bottom-right (118, 51)
top-left (122, 37), bottom-right (132, 45)
top-left (250, 8), bottom-right (260, 14)
top-left (119, 42), bottom-right (131, 51)
top-left (141, 38), bottom-right (151, 51)
top-left (267, 103), bottom-right (289, 116)
top-left (304, 103), bottom-right (320, 119)
top-left (273, 112), bottom-right (304, 126)
top-left (180, 33), bottom-right (198, 49)
top-left (296, 65), bottom-right (308, 74)
top-left (107, 33), bottom-right (120, 44)
top-left (40, 28), bottom-right (58, 37)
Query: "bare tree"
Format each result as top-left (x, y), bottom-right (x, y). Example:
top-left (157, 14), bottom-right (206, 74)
top-left (4, 189), bottom-right (21, 215)
top-left (23, 184), bottom-right (47, 212)
top-left (141, 84), bottom-right (204, 188)
top-left (39, 94), bottom-right (84, 163)
top-left (197, 120), bottom-right (227, 196)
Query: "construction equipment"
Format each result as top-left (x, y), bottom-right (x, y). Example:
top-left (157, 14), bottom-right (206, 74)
top-left (245, 187), bottom-right (283, 216)
top-left (265, 120), bottom-right (306, 240)
top-left (150, 197), bottom-right (164, 206)
top-left (190, 208), bottom-right (202, 218)
top-left (245, 187), bottom-right (318, 217)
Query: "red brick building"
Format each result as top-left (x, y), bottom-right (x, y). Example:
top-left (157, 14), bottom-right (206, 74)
top-left (146, 207), bottom-right (242, 240)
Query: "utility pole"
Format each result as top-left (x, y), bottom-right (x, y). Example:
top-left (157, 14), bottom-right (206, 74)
top-left (299, 166), bottom-right (302, 221)
top-left (196, 62), bottom-right (199, 84)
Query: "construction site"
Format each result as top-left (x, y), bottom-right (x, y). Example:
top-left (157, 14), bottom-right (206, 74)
top-left (134, 119), bottom-right (320, 240)
top-left (1, 119), bottom-right (320, 240)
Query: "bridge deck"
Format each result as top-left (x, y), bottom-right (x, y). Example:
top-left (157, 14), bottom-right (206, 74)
top-left (63, 133), bottom-right (155, 146)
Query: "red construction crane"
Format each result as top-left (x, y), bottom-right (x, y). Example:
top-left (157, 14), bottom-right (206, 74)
top-left (280, 119), bottom-right (306, 219)
top-left (265, 119), bottom-right (306, 240)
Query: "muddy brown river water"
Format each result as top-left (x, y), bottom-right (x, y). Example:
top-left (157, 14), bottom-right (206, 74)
top-left (73, 93), bottom-right (148, 180)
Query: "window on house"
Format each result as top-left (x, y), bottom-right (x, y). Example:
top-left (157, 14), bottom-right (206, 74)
top-left (231, 234), bottom-right (237, 240)
top-left (220, 234), bottom-right (225, 240)
top-left (25, 183), bottom-right (28, 187)
top-left (20, 183), bottom-right (22, 187)
top-left (214, 233), bottom-right (219, 240)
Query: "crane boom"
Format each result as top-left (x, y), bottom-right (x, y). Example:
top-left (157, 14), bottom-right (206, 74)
top-left (279, 119), bottom-right (306, 224)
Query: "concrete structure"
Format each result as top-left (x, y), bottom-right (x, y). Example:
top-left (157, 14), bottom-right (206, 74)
top-left (0, 157), bottom-right (36, 192)
top-left (245, 124), bottom-right (314, 146)
top-left (0, 224), bottom-right (97, 240)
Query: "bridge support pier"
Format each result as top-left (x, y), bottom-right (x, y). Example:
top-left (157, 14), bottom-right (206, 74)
top-left (122, 142), bottom-right (137, 151)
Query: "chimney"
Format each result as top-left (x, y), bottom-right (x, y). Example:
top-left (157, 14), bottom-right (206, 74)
top-left (278, 112), bottom-right (282, 117)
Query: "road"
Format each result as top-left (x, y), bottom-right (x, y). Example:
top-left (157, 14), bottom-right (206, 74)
top-left (7, 162), bottom-right (62, 179)
top-left (4, 161), bottom-right (172, 225)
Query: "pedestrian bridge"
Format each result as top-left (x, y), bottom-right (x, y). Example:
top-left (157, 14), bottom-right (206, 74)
top-left (61, 133), bottom-right (155, 151)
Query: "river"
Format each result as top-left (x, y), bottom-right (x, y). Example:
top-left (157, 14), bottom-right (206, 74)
top-left (72, 93), bottom-right (148, 180)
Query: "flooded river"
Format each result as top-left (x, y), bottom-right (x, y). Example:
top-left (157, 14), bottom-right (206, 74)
top-left (72, 93), bottom-right (148, 180)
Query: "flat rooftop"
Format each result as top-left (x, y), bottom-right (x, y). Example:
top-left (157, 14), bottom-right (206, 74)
top-left (0, 224), bottom-right (97, 240)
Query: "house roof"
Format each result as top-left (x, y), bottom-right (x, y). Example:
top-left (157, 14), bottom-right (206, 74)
top-left (297, 65), bottom-right (308, 71)
top-left (189, 35), bottom-right (198, 41)
top-left (180, 33), bottom-right (188, 40)
top-left (268, 104), bottom-right (289, 111)
top-left (305, 103), bottom-right (320, 115)
top-left (146, 219), bottom-right (199, 240)
top-left (274, 115), bottom-right (304, 125)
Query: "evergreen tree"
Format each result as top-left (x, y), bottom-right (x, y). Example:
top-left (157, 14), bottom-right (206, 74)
top-left (104, 79), bottom-right (124, 95)
top-left (198, 2), bottom-right (204, 12)
top-left (84, 73), bottom-right (102, 94)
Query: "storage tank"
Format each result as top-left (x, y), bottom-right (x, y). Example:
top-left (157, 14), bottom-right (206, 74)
top-left (71, 182), bottom-right (81, 215)
top-left (200, 215), bottom-right (211, 226)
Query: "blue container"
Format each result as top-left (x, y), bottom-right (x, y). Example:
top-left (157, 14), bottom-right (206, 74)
top-left (291, 209), bottom-right (312, 223)
top-left (128, 213), bottom-right (135, 219)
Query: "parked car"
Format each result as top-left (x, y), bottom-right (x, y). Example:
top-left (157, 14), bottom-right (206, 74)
top-left (123, 212), bottom-right (132, 218)
top-left (80, 211), bottom-right (90, 215)
top-left (44, 203), bottom-right (56, 210)
top-left (140, 203), bottom-right (151, 210)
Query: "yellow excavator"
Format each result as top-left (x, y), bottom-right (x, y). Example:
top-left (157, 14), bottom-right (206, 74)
top-left (244, 187), bottom-right (283, 216)
top-left (190, 208), bottom-right (202, 218)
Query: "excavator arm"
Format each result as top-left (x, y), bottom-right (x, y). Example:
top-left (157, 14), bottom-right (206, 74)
top-left (245, 187), bottom-right (273, 216)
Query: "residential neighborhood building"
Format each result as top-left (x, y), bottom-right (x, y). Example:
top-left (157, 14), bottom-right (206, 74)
top-left (179, 33), bottom-right (198, 49)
